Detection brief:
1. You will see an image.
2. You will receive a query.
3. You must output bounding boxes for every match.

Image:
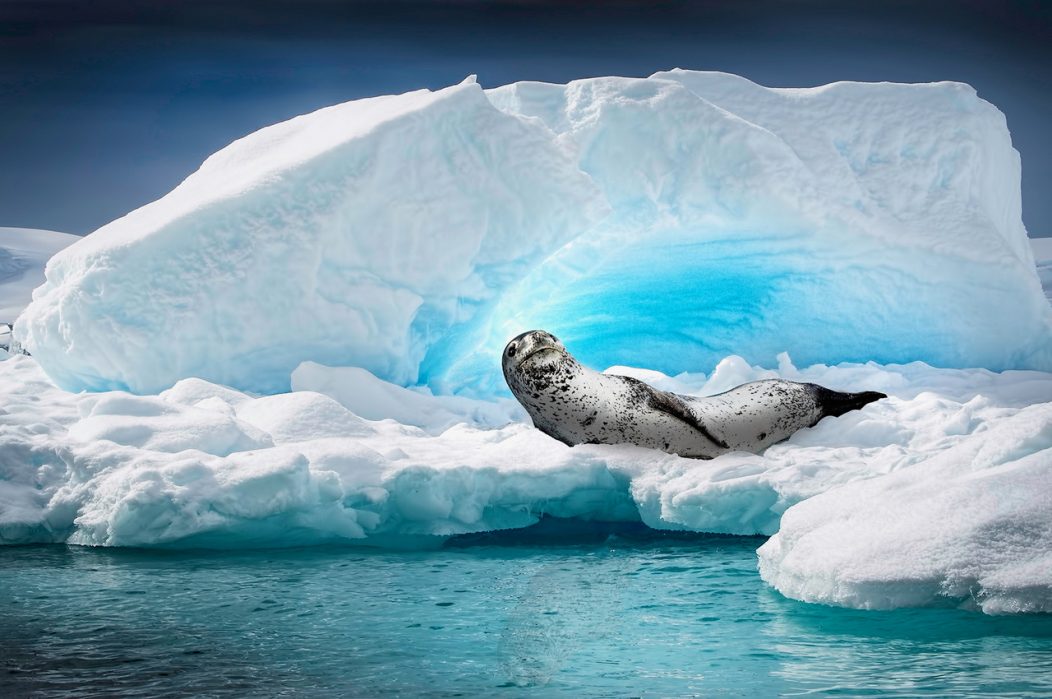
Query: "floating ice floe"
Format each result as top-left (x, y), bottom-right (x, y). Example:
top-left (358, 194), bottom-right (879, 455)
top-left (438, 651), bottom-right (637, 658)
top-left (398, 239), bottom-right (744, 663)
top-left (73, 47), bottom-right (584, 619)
top-left (1, 351), bottom-right (1049, 613)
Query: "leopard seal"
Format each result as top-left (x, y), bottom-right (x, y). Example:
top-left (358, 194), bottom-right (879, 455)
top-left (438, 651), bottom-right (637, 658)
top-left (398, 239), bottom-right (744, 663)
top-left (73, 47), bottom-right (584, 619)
top-left (502, 330), bottom-right (886, 459)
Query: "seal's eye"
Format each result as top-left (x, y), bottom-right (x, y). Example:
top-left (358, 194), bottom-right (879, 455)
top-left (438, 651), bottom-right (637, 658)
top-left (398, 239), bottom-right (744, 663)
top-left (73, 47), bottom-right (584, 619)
top-left (550, 334), bottom-right (559, 343)
top-left (506, 344), bottom-right (517, 357)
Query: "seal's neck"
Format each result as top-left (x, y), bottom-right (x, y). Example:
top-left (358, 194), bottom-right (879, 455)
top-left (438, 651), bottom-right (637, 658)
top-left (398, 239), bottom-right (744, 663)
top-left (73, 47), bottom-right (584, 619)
top-left (509, 351), bottom-right (588, 397)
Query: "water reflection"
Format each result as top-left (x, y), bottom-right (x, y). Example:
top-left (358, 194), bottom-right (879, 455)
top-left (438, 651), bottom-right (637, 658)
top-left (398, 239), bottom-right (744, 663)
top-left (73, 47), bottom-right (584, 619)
top-left (0, 529), bottom-right (1049, 697)
top-left (759, 587), bottom-right (1052, 696)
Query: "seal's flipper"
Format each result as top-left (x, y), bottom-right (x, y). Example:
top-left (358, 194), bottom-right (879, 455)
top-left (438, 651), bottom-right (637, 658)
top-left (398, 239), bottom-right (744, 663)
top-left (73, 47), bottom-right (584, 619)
top-left (810, 385), bottom-right (887, 418)
top-left (646, 389), bottom-right (731, 450)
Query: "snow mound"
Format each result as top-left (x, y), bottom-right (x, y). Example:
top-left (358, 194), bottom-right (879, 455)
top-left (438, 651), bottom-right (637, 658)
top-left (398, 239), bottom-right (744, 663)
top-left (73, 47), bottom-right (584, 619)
top-left (0, 227), bottom-right (79, 322)
top-left (758, 403), bottom-right (1052, 614)
top-left (1, 350), bottom-right (1049, 616)
top-left (290, 360), bottom-right (525, 431)
top-left (14, 72), bottom-right (1052, 395)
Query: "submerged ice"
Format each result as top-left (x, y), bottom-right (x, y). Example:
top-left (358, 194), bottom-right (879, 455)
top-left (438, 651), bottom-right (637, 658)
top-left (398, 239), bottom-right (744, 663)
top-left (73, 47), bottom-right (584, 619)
top-left (2, 71), bottom-right (1050, 616)
top-left (13, 72), bottom-right (1052, 395)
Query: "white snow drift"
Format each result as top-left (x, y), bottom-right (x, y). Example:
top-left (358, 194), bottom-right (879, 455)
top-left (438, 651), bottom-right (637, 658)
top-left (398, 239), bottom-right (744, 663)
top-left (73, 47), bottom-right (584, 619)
top-left (14, 72), bottom-right (1052, 395)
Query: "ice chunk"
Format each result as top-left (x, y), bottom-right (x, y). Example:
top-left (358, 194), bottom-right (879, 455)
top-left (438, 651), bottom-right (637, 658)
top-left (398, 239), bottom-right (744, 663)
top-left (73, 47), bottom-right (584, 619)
top-left (14, 72), bottom-right (1052, 396)
top-left (15, 81), bottom-right (605, 394)
top-left (290, 361), bottom-right (525, 432)
top-left (68, 392), bottom-right (272, 456)
top-left (62, 446), bottom-right (364, 548)
top-left (757, 402), bottom-right (1052, 613)
top-left (459, 73), bottom-right (1051, 391)
top-left (159, 377), bottom-right (253, 409)
top-left (235, 391), bottom-right (372, 443)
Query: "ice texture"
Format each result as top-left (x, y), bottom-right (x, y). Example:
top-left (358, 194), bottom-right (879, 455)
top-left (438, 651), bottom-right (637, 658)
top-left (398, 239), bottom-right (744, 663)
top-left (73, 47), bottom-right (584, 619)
top-left (1, 350), bottom-right (1049, 614)
top-left (757, 403), bottom-right (1052, 614)
top-left (14, 72), bottom-right (1052, 395)
top-left (14, 77), bottom-right (605, 394)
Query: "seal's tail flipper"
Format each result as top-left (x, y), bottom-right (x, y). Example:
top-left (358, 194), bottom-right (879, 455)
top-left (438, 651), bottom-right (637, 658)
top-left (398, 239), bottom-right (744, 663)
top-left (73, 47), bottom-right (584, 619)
top-left (812, 386), bottom-right (887, 418)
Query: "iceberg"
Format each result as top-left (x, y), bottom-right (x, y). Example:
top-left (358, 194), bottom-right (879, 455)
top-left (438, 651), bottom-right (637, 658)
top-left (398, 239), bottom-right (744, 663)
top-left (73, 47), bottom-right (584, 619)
top-left (2, 71), bottom-right (1050, 615)
top-left (13, 72), bottom-right (1052, 395)
top-left (14, 77), bottom-right (606, 394)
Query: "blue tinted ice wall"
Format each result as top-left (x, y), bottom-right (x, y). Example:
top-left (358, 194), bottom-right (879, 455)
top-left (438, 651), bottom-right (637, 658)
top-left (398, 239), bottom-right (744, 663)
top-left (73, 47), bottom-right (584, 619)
top-left (432, 73), bottom-right (1052, 393)
top-left (16, 72), bottom-right (1052, 395)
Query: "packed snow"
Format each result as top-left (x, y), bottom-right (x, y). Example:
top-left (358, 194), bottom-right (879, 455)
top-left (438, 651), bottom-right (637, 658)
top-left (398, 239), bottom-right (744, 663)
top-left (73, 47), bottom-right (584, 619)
top-left (2, 72), bottom-right (1050, 616)
top-left (757, 405), bottom-right (1052, 615)
top-left (14, 72), bottom-right (1052, 395)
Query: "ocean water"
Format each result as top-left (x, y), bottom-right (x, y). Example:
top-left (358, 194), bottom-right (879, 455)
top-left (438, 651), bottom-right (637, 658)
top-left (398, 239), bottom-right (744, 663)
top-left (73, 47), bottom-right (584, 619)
top-left (2, 523), bottom-right (1050, 698)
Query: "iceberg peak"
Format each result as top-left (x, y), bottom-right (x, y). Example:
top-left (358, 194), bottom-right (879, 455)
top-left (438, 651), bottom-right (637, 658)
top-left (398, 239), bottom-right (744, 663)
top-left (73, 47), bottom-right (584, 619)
top-left (14, 70), bottom-right (1051, 396)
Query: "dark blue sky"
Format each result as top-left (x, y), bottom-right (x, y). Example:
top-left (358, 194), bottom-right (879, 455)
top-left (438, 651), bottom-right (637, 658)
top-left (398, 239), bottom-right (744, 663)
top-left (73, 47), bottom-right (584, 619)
top-left (2, 0), bottom-right (1050, 236)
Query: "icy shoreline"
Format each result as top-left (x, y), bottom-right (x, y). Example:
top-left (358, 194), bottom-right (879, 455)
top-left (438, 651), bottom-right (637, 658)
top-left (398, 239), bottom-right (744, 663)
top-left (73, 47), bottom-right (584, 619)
top-left (1, 352), bottom-right (1049, 613)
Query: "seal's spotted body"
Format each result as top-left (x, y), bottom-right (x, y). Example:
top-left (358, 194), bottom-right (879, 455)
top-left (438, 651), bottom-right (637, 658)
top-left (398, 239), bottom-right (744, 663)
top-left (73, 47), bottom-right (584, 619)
top-left (502, 330), bottom-right (886, 459)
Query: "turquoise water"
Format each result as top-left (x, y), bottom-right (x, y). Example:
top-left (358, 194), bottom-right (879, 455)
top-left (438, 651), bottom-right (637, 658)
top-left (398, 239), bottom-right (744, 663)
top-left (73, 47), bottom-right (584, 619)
top-left (2, 523), bottom-right (1051, 697)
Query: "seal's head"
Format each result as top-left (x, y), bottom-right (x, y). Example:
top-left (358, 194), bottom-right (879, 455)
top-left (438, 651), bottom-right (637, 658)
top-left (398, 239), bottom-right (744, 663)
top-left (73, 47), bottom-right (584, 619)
top-left (501, 330), bottom-right (575, 392)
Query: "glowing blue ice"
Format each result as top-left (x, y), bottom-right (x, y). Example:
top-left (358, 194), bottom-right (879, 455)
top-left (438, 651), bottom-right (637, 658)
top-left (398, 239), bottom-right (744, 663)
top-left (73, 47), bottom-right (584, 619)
top-left (14, 71), bottom-right (1051, 395)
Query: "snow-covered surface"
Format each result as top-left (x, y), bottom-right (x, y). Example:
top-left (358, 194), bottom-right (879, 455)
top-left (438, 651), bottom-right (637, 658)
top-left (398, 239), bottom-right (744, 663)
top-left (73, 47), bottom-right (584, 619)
top-left (0, 227), bottom-right (79, 322)
top-left (1, 350), bottom-right (1049, 613)
top-left (757, 405), bottom-right (1052, 614)
top-left (14, 72), bottom-right (1052, 395)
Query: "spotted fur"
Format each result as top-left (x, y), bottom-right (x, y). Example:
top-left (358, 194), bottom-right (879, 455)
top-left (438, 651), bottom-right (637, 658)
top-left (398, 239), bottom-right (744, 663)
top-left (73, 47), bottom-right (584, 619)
top-left (502, 330), bottom-right (886, 459)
